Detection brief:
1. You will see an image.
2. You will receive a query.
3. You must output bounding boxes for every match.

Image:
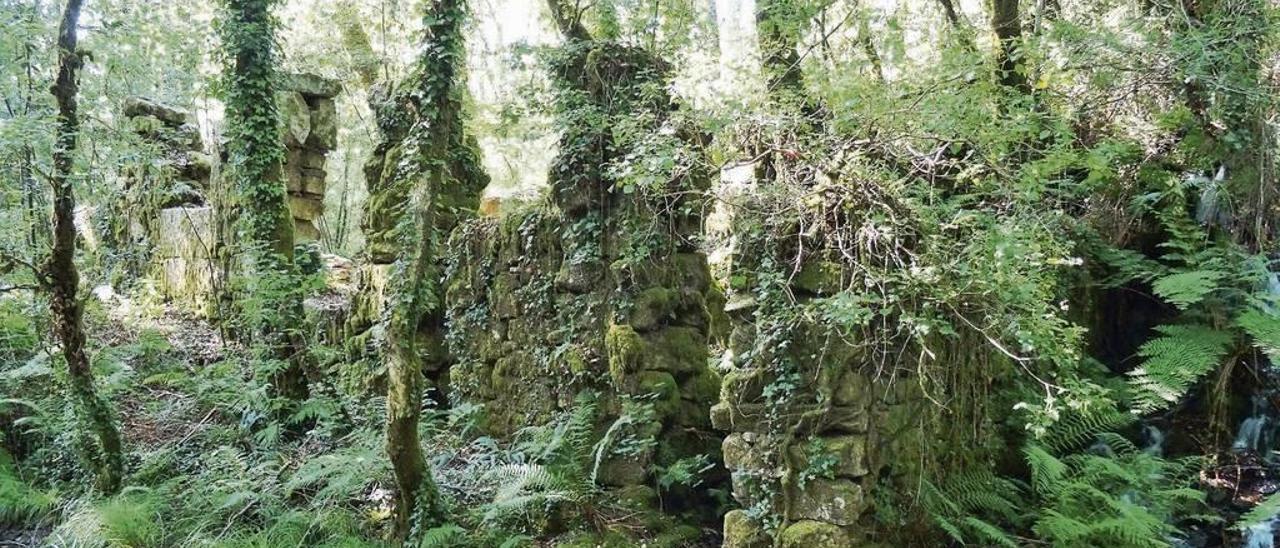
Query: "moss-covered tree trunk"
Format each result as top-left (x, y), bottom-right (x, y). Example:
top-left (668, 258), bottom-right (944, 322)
top-left (383, 0), bottom-right (480, 537)
top-left (48, 0), bottom-right (125, 495)
top-left (756, 0), bottom-right (806, 98)
top-left (334, 0), bottom-right (380, 88)
top-left (219, 0), bottom-right (309, 402)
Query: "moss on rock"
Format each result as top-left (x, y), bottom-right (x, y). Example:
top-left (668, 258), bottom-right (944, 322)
top-left (723, 509), bottom-right (770, 548)
top-left (606, 323), bottom-right (644, 387)
top-left (778, 520), bottom-right (855, 548)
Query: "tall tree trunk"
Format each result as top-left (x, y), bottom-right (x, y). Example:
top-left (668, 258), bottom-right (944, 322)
top-left (990, 0), bottom-right (1030, 93)
top-left (938, 0), bottom-right (977, 50)
top-left (384, 0), bottom-right (477, 537)
top-left (219, 0), bottom-right (309, 403)
top-left (48, 0), bottom-right (124, 495)
top-left (756, 0), bottom-right (805, 97)
top-left (858, 20), bottom-right (886, 84)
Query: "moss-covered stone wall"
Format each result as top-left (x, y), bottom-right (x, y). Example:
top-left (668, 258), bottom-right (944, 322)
top-left (442, 42), bottom-right (723, 494)
top-left (104, 97), bottom-right (218, 314)
top-left (715, 196), bottom-right (930, 547)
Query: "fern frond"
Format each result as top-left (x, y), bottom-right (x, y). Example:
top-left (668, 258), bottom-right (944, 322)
top-left (419, 523), bottom-right (467, 548)
top-left (932, 514), bottom-right (967, 544)
top-left (961, 516), bottom-right (1019, 548)
top-left (1039, 406), bottom-right (1135, 453)
top-left (1128, 324), bottom-right (1231, 413)
top-left (1025, 445), bottom-right (1068, 496)
top-left (1093, 432), bottom-right (1141, 457)
top-left (1237, 493), bottom-right (1280, 530)
top-left (1152, 269), bottom-right (1226, 309)
top-left (1238, 308), bottom-right (1280, 360)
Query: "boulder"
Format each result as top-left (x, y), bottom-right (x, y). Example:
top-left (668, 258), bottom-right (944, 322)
top-left (288, 195), bottom-right (324, 221)
top-left (792, 259), bottom-right (844, 295)
top-left (722, 432), bottom-right (770, 471)
top-left (279, 72), bottom-right (341, 98)
top-left (279, 91), bottom-right (311, 147)
top-left (641, 326), bottom-right (707, 374)
top-left (788, 435), bottom-right (869, 478)
top-left (778, 520), bottom-right (855, 548)
top-left (309, 98), bottom-right (338, 149)
top-left (123, 96), bottom-right (189, 125)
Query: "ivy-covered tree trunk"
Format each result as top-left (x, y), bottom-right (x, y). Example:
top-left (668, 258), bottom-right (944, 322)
top-left (219, 0), bottom-right (309, 402)
top-left (383, 0), bottom-right (480, 537)
top-left (48, 0), bottom-right (125, 495)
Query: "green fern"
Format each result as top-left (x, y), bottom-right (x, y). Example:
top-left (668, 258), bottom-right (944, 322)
top-left (0, 449), bottom-right (52, 525)
top-left (482, 394), bottom-right (601, 532)
top-left (419, 523), bottom-right (467, 547)
top-left (1238, 308), bottom-right (1280, 359)
top-left (1038, 406), bottom-right (1135, 453)
top-left (284, 429), bottom-right (386, 505)
top-left (1127, 324), bottom-right (1232, 413)
top-left (921, 470), bottom-right (1024, 546)
top-left (1151, 269), bottom-right (1226, 309)
top-left (1237, 493), bottom-right (1280, 530)
top-left (1024, 445), bottom-right (1068, 495)
top-left (1026, 440), bottom-right (1205, 548)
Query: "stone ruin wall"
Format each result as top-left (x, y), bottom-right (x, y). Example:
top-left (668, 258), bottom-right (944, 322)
top-left (715, 197), bottom-right (930, 547)
top-left (115, 96), bottom-right (217, 311)
top-left (339, 43), bottom-right (725, 513)
top-left (443, 42), bottom-right (724, 501)
top-left (109, 62), bottom-right (942, 545)
top-left (443, 205), bottom-right (723, 491)
top-left (114, 74), bottom-right (339, 314)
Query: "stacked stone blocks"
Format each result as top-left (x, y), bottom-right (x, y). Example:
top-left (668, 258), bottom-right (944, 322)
top-left (278, 73), bottom-right (340, 243)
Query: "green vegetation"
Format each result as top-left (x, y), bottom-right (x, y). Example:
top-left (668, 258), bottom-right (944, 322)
top-left (3, 0), bottom-right (1280, 546)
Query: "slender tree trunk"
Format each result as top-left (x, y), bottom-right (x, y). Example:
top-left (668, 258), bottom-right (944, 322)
top-left (756, 0), bottom-right (805, 97)
top-left (384, 0), bottom-right (475, 536)
top-left (219, 0), bottom-right (309, 403)
top-left (858, 20), bottom-right (886, 84)
top-left (938, 0), bottom-right (978, 50)
top-left (48, 0), bottom-right (124, 495)
top-left (990, 0), bottom-right (1030, 93)
top-left (939, 0), bottom-right (963, 25)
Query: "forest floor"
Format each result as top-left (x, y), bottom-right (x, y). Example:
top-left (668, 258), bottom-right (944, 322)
top-left (0, 289), bottom-right (721, 546)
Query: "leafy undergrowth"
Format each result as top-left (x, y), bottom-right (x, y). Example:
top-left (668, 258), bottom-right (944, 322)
top-left (0, 298), bottom-right (714, 547)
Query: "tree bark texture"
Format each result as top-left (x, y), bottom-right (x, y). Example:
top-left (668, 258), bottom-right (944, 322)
top-left (49, 0), bottom-right (125, 495)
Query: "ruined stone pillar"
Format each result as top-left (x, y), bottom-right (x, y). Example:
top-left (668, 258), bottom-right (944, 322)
top-left (714, 198), bottom-right (927, 547)
top-left (278, 73), bottom-right (340, 244)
